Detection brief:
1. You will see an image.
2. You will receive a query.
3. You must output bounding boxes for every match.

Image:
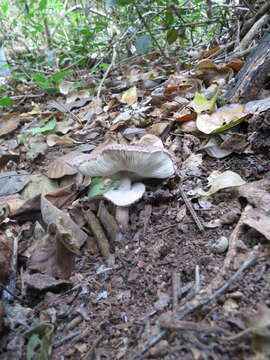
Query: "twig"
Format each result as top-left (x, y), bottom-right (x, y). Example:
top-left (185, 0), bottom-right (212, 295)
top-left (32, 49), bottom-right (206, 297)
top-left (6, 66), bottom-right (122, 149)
top-left (195, 265), bottom-right (201, 295)
top-left (179, 188), bottom-right (204, 232)
top-left (237, 14), bottom-right (269, 51)
top-left (0, 285), bottom-right (27, 305)
top-left (241, 2), bottom-right (270, 36)
top-left (83, 209), bottom-right (111, 260)
top-left (128, 246), bottom-right (258, 359)
top-left (96, 44), bottom-right (117, 99)
top-left (97, 201), bottom-right (122, 242)
top-left (2, 234), bottom-right (18, 302)
top-left (83, 333), bottom-right (104, 360)
top-left (172, 271), bottom-right (181, 311)
top-left (48, 100), bottom-right (82, 124)
top-left (133, 3), bottom-right (164, 55)
top-left (53, 330), bottom-right (81, 348)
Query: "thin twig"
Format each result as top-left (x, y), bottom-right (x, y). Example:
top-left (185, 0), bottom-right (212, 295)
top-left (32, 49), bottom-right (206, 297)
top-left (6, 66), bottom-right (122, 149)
top-left (134, 3), bottom-right (164, 55)
top-left (128, 246), bottom-right (258, 359)
top-left (83, 334), bottom-right (104, 360)
top-left (172, 271), bottom-right (180, 311)
top-left (2, 234), bottom-right (19, 302)
top-left (53, 330), bottom-right (81, 348)
top-left (194, 265), bottom-right (201, 295)
top-left (97, 44), bottom-right (117, 99)
top-left (179, 188), bottom-right (204, 232)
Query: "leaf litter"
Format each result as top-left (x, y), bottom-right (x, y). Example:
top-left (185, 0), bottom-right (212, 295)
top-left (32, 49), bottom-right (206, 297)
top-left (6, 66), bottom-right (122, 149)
top-left (1, 37), bottom-right (270, 360)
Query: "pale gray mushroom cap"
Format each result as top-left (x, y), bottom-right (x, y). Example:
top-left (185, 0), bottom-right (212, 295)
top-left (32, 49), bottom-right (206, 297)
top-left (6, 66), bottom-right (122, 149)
top-left (75, 144), bottom-right (175, 180)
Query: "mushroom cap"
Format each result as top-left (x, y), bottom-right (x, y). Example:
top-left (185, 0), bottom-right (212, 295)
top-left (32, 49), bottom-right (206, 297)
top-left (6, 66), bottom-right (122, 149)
top-left (104, 182), bottom-right (145, 206)
top-left (74, 144), bottom-right (175, 180)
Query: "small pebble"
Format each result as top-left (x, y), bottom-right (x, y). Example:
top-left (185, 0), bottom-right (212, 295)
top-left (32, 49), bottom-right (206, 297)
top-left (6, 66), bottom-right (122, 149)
top-left (211, 236), bottom-right (229, 253)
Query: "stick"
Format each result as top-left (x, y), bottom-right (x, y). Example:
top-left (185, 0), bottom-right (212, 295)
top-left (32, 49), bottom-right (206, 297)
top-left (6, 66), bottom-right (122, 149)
top-left (2, 235), bottom-right (18, 302)
top-left (172, 271), bottom-right (180, 311)
top-left (83, 210), bottom-right (111, 260)
top-left (179, 188), bottom-right (204, 232)
top-left (195, 265), bottom-right (201, 295)
top-left (83, 334), bottom-right (104, 360)
top-left (128, 246), bottom-right (258, 359)
top-left (96, 44), bottom-right (117, 99)
top-left (97, 201), bottom-right (122, 242)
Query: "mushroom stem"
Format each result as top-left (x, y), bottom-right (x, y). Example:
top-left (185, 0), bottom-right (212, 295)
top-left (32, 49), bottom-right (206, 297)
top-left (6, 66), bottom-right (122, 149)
top-left (115, 177), bottom-right (131, 231)
top-left (116, 206), bottom-right (129, 231)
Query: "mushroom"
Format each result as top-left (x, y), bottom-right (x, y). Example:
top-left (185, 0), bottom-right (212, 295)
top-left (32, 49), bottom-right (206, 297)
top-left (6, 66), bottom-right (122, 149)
top-left (73, 135), bottom-right (175, 230)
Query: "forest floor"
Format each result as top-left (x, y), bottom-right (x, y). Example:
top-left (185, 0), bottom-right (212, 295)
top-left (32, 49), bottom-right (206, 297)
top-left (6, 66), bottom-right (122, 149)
top-left (0, 49), bottom-right (270, 360)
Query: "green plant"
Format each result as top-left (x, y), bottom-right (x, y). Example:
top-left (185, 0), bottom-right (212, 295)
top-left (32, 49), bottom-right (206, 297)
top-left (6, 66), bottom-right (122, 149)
top-left (31, 71), bottom-right (73, 94)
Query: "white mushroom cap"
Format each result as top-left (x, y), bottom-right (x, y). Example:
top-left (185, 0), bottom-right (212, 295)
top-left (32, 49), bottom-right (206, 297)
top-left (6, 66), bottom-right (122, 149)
top-left (104, 182), bottom-right (145, 206)
top-left (75, 144), bottom-right (175, 180)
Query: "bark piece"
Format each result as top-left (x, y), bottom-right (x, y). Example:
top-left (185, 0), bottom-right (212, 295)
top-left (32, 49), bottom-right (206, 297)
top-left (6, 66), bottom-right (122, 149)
top-left (226, 30), bottom-right (270, 103)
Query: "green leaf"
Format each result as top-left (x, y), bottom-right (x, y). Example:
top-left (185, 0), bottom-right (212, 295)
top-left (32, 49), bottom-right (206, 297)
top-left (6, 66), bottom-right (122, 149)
top-left (50, 71), bottom-right (73, 83)
top-left (25, 322), bottom-right (54, 360)
top-left (88, 177), bottom-right (119, 197)
top-left (106, 0), bottom-right (134, 5)
top-left (19, 118), bottom-right (57, 144)
top-left (135, 35), bottom-right (152, 55)
top-left (31, 73), bottom-right (48, 86)
top-left (191, 91), bottom-right (218, 113)
top-left (165, 9), bottom-right (174, 26)
top-left (0, 97), bottom-right (13, 107)
top-left (38, 0), bottom-right (47, 10)
top-left (166, 29), bottom-right (178, 45)
top-left (27, 334), bottom-right (42, 360)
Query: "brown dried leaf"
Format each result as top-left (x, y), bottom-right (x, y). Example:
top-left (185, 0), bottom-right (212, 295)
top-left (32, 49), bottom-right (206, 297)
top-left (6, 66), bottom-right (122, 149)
top-left (27, 221), bottom-right (78, 279)
top-left (236, 178), bottom-right (270, 212)
top-left (242, 208), bottom-right (270, 241)
top-left (120, 86), bottom-right (137, 105)
top-left (0, 118), bottom-right (19, 137)
top-left (47, 152), bottom-right (80, 179)
top-left (0, 233), bottom-right (13, 284)
top-left (21, 174), bottom-right (58, 200)
top-left (46, 134), bottom-right (74, 147)
top-left (146, 122), bottom-right (169, 136)
top-left (41, 196), bottom-right (88, 249)
top-left (226, 59), bottom-right (245, 72)
top-left (24, 273), bottom-right (71, 290)
top-left (198, 46), bottom-right (221, 59)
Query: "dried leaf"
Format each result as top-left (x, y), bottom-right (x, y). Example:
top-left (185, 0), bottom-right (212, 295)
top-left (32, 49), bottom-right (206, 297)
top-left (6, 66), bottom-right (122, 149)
top-left (120, 86), bottom-right (137, 105)
top-left (197, 170), bottom-right (246, 196)
top-left (196, 104), bottom-right (245, 134)
top-left (0, 233), bottom-right (13, 284)
top-left (0, 118), bottom-right (19, 137)
top-left (198, 46), bottom-right (221, 59)
top-left (21, 174), bottom-right (58, 200)
top-left (47, 152), bottom-right (80, 179)
top-left (242, 208), bottom-right (270, 241)
top-left (0, 171), bottom-right (30, 196)
top-left (41, 196), bottom-right (88, 249)
top-left (46, 134), bottom-right (74, 147)
top-left (236, 178), bottom-right (270, 212)
top-left (27, 220), bottom-right (80, 279)
top-left (24, 273), bottom-right (71, 290)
